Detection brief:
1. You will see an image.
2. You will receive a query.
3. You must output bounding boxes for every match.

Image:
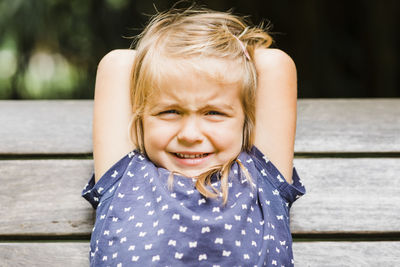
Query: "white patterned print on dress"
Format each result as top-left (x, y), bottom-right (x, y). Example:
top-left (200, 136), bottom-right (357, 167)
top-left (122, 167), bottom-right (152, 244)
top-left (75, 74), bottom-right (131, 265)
top-left (82, 146), bottom-right (305, 266)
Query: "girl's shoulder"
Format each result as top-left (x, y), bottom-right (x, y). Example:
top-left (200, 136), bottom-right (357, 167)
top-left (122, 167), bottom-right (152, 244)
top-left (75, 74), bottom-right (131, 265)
top-left (83, 150), bottom-right (138, 208)
top-left (98, 49), bottom-right (136, 68)
top-left (83, 146), bottom-right (305, 209)
top-left (254, 48), bottom-right (296, 70)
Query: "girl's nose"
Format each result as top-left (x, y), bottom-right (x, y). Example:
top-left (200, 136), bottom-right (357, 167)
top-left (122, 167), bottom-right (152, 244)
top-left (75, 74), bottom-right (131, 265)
top-left (177, 117), bottom-right (203, 144)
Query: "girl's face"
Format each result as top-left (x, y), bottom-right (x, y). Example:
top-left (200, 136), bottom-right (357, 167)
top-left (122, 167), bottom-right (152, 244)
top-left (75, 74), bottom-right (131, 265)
top-left (142, 61), bottom-right (245, 177)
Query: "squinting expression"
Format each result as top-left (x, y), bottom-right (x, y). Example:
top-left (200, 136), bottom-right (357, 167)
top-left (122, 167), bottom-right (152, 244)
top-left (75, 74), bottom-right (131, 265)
top-left (142, 63), bottom-right (245, 178)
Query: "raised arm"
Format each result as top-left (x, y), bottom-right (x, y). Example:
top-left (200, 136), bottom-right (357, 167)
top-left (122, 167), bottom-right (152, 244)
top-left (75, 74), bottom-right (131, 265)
top-left (93, 49), bottom-right (136, 183)
top-left (253, 48), bottom-right (298, 184)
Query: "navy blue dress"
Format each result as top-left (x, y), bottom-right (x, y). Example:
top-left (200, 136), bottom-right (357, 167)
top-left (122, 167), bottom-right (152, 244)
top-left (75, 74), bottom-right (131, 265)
top-left (82, 146), bottom-right (305, 266)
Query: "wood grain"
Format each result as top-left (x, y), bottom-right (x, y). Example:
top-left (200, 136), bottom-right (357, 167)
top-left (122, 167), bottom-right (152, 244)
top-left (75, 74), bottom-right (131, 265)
top-left (0, 160), bottom-right (94, 235)
top-left (292, 158), bottom-right (400, 233)
top-left (1, 99), bottom-right (399, 265)
top-left (0, 242), bottom-right (399, 266)
top-left (296, 98), bottom-right (400, 153)
top-left (294, 241), bottom-right (400, 266)
top-left (1, 158), bottom-right (399, 235)
top-left (1, 99), bottom-right (399, 154)
top-left (0, 242), bottom-right (88, 267)
top-left (0, 100), bottom-right (93, 154)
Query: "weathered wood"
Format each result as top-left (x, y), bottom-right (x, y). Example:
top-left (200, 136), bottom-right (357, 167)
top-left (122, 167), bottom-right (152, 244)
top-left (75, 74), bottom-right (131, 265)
top-left (1, 99), bottom-right (399, 154)
top-left (0, 241), bottom-right (399, 266)
top-left (0, 100), bottom-right (93, 154)
top-left (293, 241), bottom-right (400, 266)
top-left (292, 158), bottom-right (400, 233)
top-left (296, 98), bottom-right (400, 153)
top-left (0, 99), bottom-right (399, 265)
top-left (1, 158), bottom-right (399, 235)
top-left (0, 242), bottom-right (88, 266)
top-left (0, 160), bottom-right (94, 235)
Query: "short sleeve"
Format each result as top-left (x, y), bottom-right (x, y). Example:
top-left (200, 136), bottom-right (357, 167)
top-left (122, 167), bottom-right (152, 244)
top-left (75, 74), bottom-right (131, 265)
top-left (250, 146), bottom-right (306, 204)
top-left (81, 150), bottom-right (136, 209)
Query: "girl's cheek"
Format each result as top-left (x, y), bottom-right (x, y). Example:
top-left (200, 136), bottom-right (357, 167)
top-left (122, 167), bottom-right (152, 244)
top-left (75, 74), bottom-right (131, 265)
top-left (145, 120), bottom-right (178, 141)
top-left (207, 124), bottom-right (239, 146)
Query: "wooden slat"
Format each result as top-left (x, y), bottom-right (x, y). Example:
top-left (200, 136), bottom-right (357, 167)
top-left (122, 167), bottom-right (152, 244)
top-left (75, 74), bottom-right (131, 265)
top-left (0, 100), bottom-right (93, 154)
top-left (292, 158), bottom-right (400, 233)
top-left (294, 241), bottom-right (400, 266)
top-left (1, 158), bottom-right (399, 235)
top-left (0, 242), bottom-right (88, 266)
top-left (296, 98), bottom-right (400, 153)
top-left (0, 241), bottom-right (399, 266)
top-left (0, 160), bottom-right (94, 235)
top-left (1, 99), bottom-right (399, 154)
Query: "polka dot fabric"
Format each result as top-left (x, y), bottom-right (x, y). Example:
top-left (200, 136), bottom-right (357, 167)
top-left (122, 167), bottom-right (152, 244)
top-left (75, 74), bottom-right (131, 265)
top-left (82, 146), bottom-right (305, 266)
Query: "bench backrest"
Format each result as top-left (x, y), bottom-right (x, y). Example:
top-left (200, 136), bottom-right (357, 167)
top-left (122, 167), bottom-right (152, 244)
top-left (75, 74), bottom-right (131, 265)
top-left (1, 99), bottom-right (399, 266)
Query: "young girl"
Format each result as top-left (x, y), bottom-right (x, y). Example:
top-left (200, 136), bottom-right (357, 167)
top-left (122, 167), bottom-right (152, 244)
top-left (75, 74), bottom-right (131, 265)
top-left (83, 6), bottom-right (305, 267)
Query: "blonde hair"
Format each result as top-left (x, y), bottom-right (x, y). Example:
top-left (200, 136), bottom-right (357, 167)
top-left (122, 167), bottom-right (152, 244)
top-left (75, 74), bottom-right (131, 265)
top-left (129, 6), bottom-right (273, 204)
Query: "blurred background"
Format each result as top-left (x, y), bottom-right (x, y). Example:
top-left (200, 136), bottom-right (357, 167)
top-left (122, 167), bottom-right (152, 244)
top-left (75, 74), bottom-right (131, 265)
top-left (0, 0), bottom-right (399, 99)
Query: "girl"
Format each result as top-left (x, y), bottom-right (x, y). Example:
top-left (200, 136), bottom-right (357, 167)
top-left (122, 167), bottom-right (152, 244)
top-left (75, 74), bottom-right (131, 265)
top-left (83, 6), bottom-right (305, 267)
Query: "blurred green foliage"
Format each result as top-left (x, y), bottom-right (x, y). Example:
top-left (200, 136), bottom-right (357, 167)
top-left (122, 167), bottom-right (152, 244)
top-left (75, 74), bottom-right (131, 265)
top-left (0, 0), bottom-right (148, 99)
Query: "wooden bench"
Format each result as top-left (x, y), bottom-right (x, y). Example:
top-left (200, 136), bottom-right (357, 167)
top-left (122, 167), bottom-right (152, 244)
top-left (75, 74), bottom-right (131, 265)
top-left (1, 99), bottom-right (399, 266)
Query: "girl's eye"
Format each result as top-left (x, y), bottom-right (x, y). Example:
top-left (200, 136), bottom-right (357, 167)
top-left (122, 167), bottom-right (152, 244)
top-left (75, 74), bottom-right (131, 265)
top-left (157, 109), bottom-right (180, 118)
top-left (206, 110), bottom-right (224, 116)
top-left (160, 110), bottom-right (179, 115)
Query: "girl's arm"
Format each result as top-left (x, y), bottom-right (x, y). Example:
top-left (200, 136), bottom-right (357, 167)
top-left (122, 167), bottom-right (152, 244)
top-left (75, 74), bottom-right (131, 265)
top-left (253, 48), bottom-right (298, 184)
top-left (93, 49), bottom-right (136, 183)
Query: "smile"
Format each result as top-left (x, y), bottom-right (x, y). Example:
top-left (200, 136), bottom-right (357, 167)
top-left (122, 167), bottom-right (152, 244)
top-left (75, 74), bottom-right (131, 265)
top-left (174, 153), bottom-right (210, 159)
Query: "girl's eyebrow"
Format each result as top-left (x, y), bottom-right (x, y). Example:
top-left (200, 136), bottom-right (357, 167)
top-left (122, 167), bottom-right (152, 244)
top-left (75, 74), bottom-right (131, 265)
top-left (147, 100), bottom-right (235, 111)
top-left (201, 103), bottom-right (235, 112)
top-left (147, 102), bottom-right (180, 110)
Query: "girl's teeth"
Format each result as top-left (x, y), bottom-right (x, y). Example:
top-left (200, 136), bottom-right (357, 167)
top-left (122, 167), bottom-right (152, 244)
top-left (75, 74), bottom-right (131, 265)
top-left (176, 153), bottom-right (207, 159)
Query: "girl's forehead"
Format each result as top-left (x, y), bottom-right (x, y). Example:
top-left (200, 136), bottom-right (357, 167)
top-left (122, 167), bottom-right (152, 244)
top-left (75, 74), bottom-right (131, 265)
top-left (144, 59), bottom-right (244, 109)
top-left (152, 56), bottom-right (245, 91)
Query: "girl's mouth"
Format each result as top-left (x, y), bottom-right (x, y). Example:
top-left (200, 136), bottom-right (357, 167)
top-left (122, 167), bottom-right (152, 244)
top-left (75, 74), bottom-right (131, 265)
top-left (171, 152), bottom-right (212, 167)
top-left (174, 153), bottom-right (210, 159)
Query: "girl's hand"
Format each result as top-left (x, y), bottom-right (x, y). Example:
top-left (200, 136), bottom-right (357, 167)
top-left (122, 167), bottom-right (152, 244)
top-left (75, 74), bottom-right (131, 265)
top-left (93, 49), bottom-right (136, 183)
top-left (253, 48), bottom-right (298, 184)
